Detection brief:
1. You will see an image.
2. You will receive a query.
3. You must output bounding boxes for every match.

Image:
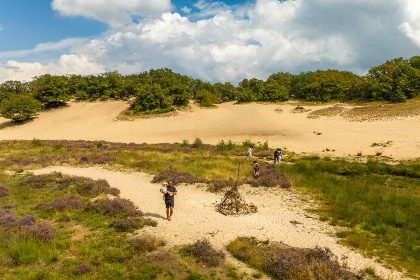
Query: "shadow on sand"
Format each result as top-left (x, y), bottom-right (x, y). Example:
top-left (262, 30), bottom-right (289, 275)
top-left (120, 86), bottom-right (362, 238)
top-left (144, 212), bottom-right (167, 220)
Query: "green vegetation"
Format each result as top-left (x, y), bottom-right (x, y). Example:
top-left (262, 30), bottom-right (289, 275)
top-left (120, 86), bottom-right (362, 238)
top-left (1, 57), bottom-right (420, 120)
top-left (279, 157), bottom-right (420, 276)
top-left (0, 140), bottom-right (419, 276)
top-left (0, 171), bottom-right (241, 279)
top-left (0, 94), bottom-right (42, 122)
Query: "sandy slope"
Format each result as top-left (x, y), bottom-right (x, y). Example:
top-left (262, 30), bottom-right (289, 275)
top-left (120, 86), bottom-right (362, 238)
top-left (32, 166), bottom-right (408, 279)
top-left (1, 101), bottom-right (419, 160)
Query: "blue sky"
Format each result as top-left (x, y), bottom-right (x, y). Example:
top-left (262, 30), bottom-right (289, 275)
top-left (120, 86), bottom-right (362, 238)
top-left (0, 0), bottom-right (419, 83)
top-left (0, 0), bottom-right (246, 52)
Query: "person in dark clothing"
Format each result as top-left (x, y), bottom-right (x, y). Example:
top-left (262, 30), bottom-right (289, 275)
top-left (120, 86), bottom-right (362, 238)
top-left (274, 148), bottom-right (283, 164)
top-left (253, 161), bottom-right (260, 177)
top-left (164, 180), bottom-right (178, 221)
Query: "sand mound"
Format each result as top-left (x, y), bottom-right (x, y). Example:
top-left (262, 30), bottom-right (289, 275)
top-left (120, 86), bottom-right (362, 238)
top-left (32, 166), bottom-right (408, 280)
top-left (1, 101), bottom-right (419, 160)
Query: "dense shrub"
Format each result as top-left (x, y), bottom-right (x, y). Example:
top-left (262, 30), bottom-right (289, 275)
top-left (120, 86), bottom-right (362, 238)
top-left (19, 215), bottom-right (36, 226)
top-left (0, 209), bottom-right (17, 226)
top-left (31, 74), bottom-right (71, 107)
top-left (86, 197), bottom-right (143, 217)
top-left (22, 173), bottom-right (119, 197)
top-left (110, 217), bottom-right (142, 231)
top-left (249, 165), bottom-right (291, 188)
top-left (130, 84), bottom-right (173, 113)
top-left (19, 223), bottom-right (56, 241)
top-left (51, 196), bottom-right (84, 211)
top-left (227, 237), bottom-right (358, 280)
top-left (0, 185), bottom-right (9, 197)
top-left (192, 137), bottom-right (203, 148)
top-left (182, 239), bottom-right (225, 267)
top-left (0, 94), bottom-right (42, 122)
top-left (152, 169), bottom-right (207, 185)
top-left (195, 89), bottom-right (217, 107)
top-left (129, 235), bottom-right (166, 253)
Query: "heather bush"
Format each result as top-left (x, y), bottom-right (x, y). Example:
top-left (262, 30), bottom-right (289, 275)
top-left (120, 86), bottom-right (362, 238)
top-left (86, 197), bottom-right (143, 217)
top-left (129, 234), bottom-right (166, 253)
top-left (256, 165), bottom-right (292, 188)
top-left (110, 217), bottom-right (142, 231)
top-left (51, 196), bottom-right (84, 211)
top-left (19, 223), bottom-right (56, 241)
top-left (227, 237), bottom-right (358, 280)
top-left (22, 173), bottom-right (62, 189)
top-left (0, 209), bottom-right (16, 226)
top-left (0, 184), bottom-right (9, 197)
top-left (19, 215), bottom-right (36, 226)
top-left (152, 169), bottom-right (207, 185)
top-left (182, 239), bottom-right (225, 267)
top-left (73, 263), bottom-right (93, 275)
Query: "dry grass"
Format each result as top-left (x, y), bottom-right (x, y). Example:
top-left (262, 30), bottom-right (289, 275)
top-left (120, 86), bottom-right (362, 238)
top-left (342, 97), bottom-right (420, 121)
top-left (307, 106), bottom-right (348, 119)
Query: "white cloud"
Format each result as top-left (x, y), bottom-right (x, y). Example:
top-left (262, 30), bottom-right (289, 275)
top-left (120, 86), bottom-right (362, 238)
top-left (51, 0), bottom-right (172, 27)
top-left (0, 38), bottom-right (87, 59)
top-left (181, 6), bottom-right (192, 14)
top-left (0, 54), bottom-right (104, 83)
top-left (1, 0), bottom-right (420, 84)
top-left (399, 0), bottom-right (420, 47)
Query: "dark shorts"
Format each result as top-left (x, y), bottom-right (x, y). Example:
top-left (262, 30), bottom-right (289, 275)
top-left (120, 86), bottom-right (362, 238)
top-left (165, 200), bottom-right (174, 208)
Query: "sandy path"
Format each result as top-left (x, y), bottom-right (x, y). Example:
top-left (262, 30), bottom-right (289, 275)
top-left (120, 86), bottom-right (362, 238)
top-left (1, 101), bottom-right (419, 160)
top-left (32, 166), bottom-right (408, 280)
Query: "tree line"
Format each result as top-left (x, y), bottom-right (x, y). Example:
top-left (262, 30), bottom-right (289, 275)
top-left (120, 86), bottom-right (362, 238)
top-left (1, 56), bottom-right (419, 121)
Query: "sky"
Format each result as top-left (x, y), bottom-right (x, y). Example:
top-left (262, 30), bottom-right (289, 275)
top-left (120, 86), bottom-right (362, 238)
top-left (0, 0), bottom-right (419, 83)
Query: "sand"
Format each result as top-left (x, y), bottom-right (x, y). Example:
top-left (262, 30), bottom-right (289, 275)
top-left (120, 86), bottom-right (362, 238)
top-left (1, 101), bottom-right (419, 160)
top-left (32, 166), bottom-right (409, 279)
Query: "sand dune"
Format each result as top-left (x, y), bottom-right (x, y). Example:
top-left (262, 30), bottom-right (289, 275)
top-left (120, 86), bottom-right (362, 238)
top-left (32, 166), bottom-right (408, 279)
top-left (1, 101), bottom-right (420, 160)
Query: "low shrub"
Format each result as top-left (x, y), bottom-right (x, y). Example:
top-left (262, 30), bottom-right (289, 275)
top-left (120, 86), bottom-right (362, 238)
top-left (73, 263), bottom-right (93, 275)
top-left (23, 173), bottom-right (119, 197)
top-left (0, 209), bottom-right (16, 226)
top-left (227, 237), bottom-right (358, 280)
top-left (192, 137), bottom-right (203, 148)
top-left (152, 169), bottom-right (207, 185)
top-left (19, 223), bottom-right (56, 241)
top-left (216, 140), bottom-right (236, 151)
top-left (110, 217), bottom-right (142, 232)
top-left (0, 185), bottom-right (9, 197)
top-left (19, 215), bottom-right (36, 226)
top-left (51, 196), bottom-right (84, 211)
top-left (255, 165), bottom-right (291, 188)
top-left (182, 239), bottom-right (225, 267)
top-left (129, 234), bottom-right (166, 253)
top-left (86, 197), bottom-right (143, 217)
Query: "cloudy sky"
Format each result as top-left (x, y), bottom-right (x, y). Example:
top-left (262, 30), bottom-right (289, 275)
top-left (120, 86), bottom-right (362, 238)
top-left (0, 0), bottom-right (419, 83)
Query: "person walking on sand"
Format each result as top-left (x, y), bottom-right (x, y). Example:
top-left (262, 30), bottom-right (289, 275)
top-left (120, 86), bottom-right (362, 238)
top-left (164, 180), bottom-right (177, 221)
top-left (248, 146), bottom-right (254, 158)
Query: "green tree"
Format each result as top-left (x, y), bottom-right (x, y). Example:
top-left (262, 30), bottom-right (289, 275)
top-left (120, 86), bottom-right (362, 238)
top-left (260, 82), bottom-right (289, 101)
top-left (213, 82), bottom-right (236, 102)
top-left (195, 89), bottom-right (217, 107)
top-left (169, 84), bottom-right (191, 106)
top-left (0, 94), bottom-right (42, 122)
top-left (30, 74), bottom-right (71, 107)
top-left (368, 58), bottom-right (420, 102)
top-left (410, 56), bottom-right (420, 70)
top-left (130, 84), bottom-right (173, 113)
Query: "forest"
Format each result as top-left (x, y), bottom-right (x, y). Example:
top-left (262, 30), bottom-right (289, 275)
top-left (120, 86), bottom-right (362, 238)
top-left (0, 56), bottom-right (419, 121)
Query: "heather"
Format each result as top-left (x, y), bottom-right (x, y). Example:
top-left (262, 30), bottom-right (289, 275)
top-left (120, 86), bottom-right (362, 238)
top-left (0, 140), bottom-right (419, 275)
top-left (0, 171), bottom-right (242, 279)
top-left (227, 237), bottom-right (363, 280)
top-left (181, 239), bottom-right (226, 267)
